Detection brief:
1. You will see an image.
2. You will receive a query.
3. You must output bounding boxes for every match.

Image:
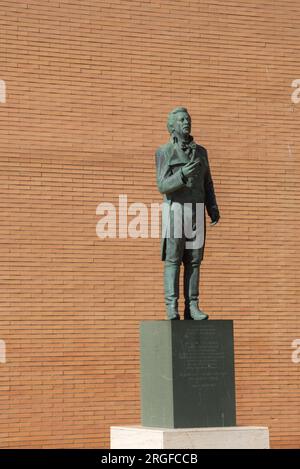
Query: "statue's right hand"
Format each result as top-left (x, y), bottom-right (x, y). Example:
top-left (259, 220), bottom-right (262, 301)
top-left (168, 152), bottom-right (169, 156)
top-left (182, 160), bottom-right (201, 178)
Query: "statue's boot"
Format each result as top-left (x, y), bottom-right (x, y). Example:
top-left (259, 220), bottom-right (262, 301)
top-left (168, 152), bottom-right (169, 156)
top-left (164, 263), bottom-right (180, 320)
top-left (184, 264), bottom-right (209, 320)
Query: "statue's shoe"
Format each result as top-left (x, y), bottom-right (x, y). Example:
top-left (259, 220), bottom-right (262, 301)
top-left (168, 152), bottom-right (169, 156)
top-left (169, 315), bottom-right (180, 320)
top-left (185, 300), bottom-right (209, 320)
top-left (190, 310), bottom-right (209, 320)
top-left (184, 303), bottom-right (209, 320)
top-left (166, 305), bottom-right (180, 320)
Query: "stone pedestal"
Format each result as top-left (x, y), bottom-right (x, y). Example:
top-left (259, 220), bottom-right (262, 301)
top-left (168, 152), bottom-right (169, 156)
top-left (110, 320), bottom-right (270, 449)
top-left (140, 320), bottom-right (236, 428)
top-left (110, 425), bottom-right (270, 449)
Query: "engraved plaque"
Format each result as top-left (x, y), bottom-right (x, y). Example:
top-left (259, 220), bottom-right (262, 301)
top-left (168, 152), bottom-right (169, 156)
top-left (140, 320), bottom-right (236, 428)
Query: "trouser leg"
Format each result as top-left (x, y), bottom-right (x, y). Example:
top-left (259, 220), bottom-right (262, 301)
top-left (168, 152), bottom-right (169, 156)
top-left (184, 262), bottom-right (199, 319)
top-left (163, 224), bottom-right (184, 319)
top-left (183, 248), bottom-right (208, 320)
top-left (164, 261), bottom-right (180, 319)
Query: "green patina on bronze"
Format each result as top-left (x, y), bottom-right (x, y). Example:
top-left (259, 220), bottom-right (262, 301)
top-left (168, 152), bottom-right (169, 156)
top-left (155, 107), bottom-right (220, 320)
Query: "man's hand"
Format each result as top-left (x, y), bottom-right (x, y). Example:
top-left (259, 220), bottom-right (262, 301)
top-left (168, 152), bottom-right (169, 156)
top-left (181, 160), bottom-right (201, 178)
top-left (209, 206), bottom-right (220, 226)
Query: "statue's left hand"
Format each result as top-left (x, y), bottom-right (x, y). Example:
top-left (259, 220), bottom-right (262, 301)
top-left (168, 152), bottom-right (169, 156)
top-left (210, 218), bottom-right (219, 226)
top-left (209, 207), bottom-right (220, 226)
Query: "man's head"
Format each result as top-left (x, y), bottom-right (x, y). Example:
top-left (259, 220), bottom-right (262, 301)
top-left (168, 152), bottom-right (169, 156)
top-left (167, 107), bottom-right (191, 140)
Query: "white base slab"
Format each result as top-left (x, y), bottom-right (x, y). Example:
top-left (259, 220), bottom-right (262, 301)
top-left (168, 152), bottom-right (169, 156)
top-left (111, 425), bottom-right (270, 449)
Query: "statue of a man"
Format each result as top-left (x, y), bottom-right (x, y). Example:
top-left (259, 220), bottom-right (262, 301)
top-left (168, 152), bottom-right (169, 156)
top-left (155, 107), bottom-right (220, 320)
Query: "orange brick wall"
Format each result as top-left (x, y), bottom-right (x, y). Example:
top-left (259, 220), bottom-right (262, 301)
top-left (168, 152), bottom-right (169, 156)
top-left (1, 0), bottom-right (300, 448)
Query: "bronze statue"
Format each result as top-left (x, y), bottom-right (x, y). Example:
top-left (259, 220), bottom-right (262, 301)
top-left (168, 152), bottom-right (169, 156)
top-left (155, 107), bottom-right (220, 320)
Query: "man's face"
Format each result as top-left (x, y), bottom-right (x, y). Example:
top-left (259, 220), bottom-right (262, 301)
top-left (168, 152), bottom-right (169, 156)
top-left (173, 112), bottom-right (191, 139)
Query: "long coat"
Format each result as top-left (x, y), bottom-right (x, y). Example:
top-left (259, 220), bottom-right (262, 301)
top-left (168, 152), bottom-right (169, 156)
top-left (155, 140), bottom-right (218, 261)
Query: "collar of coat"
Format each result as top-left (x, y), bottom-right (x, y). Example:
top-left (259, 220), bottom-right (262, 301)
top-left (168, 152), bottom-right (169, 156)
top-left (165, 138), bottom-right (199, 166)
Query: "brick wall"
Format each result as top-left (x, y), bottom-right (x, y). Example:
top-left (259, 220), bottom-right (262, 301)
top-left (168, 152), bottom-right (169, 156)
top-left (0, 0), bottom-right (300, 448)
